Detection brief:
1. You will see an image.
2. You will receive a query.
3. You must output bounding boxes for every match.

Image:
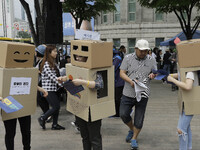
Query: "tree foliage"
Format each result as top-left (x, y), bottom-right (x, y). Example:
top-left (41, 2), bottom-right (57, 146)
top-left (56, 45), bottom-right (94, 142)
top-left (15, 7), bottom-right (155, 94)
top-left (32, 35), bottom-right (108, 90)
top-left (62, 0), bottom-right (117, 29)
top-left (16, 31), bottom-right (31, 38)
top-left (137, 0), bottom-right (200, 39)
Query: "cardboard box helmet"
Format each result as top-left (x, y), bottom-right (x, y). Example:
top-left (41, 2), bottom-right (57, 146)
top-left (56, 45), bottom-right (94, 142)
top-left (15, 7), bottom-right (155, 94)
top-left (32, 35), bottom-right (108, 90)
top-left (0, 41), bottom-right (35, 68)
top-left (70, 40), bottom-right (113, 69)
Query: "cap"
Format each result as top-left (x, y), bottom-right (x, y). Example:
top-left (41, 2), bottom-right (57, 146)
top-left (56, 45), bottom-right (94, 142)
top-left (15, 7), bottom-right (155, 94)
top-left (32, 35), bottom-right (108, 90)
top-left (35, 45), bottom-right (46, 56)
top-left (135, 39), bottom-right (150, 50)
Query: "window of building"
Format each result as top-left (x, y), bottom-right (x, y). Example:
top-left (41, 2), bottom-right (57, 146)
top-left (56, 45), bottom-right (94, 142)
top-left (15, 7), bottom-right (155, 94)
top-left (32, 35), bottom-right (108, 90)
top-left (102, 11), bottom-right (108, 23)
top-left (114, 0), bottom-right (120, 22)
top-left (155, 38), bottom-right (164, 47)
top-left (128, 0), bottom-right (136, 21)
top-left (128, 38), bottom-right (136, 53)
top-left (101, 39), bottom-right (107, 41)
top-left (155, 12), bottom-right (163, 21)
top-left (113, 38), bottom-right (120, 50)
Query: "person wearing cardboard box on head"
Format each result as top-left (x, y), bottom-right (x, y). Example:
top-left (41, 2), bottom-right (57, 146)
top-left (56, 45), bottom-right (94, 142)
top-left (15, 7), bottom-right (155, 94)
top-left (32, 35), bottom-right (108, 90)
top-left (38, 45), bottom-right (65, 130)
top-left (2, 86), bottom-right (47, 150)
top-left (167, 72), bottom-right (196, 150)
top-left (58, 55), bottom-right (104, 150)
top-left (120, 39), bottom-right (157, 149)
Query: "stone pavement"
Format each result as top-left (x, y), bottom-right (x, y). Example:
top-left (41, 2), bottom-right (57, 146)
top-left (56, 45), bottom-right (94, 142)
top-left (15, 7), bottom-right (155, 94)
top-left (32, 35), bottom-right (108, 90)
top-left (0, 80), bottom-right (200, 150)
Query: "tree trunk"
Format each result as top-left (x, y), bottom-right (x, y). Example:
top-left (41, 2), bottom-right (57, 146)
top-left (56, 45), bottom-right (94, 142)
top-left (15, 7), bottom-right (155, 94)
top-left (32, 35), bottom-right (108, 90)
top-left (34, 0), bottom-right (45, 44)
top-left (19, 0), bottom-right (39, 46)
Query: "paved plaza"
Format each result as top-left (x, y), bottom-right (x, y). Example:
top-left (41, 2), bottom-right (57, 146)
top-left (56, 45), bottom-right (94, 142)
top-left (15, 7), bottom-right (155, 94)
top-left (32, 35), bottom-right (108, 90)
top-left (0, 80), bottom-right (200, 150)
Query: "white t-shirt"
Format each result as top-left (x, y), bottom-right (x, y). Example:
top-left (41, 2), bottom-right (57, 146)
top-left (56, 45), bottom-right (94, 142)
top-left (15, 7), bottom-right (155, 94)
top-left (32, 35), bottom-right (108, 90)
top-left (186, 72), bottom-right (199, 86)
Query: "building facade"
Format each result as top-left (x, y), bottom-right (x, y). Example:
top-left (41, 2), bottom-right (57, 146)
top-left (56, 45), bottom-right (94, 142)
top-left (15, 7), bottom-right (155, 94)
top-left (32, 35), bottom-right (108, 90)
top-left (0, 0), bottom-right (35, 38)
top-left (95, 0), bottom-right (199, 53)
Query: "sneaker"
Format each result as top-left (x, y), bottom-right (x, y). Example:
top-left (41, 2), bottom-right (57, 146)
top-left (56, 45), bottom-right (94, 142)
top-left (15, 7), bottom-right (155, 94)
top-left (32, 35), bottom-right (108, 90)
top-left (126, 130), bottom-right (134, 143)
top-left (38, 116), bottom-right (46, 130)
top-left (130, 139), bottom-right (138, 150)
top-left (71, 121), bottom-right (80, 132)
top-left (51, 124), bottom-right (65, 130)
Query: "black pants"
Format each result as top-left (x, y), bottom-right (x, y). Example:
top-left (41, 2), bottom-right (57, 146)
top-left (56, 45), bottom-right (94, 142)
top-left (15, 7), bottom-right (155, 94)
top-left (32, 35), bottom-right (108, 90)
top-left (37, 91), bottom-right (49, 114)
top-left (3, 115), bottom-right (31, 150)
top-left (115, 86), bottom-right (123, 117)
top-left (76, 116), bottom-right (102, 150)
top-left (43, 91), bottom-right (60, 125)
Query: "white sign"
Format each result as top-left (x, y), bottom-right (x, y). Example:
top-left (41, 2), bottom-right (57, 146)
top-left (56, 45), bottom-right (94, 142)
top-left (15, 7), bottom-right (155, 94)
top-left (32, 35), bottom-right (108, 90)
top-left (9, 77), bottom-right (32, 95)
top-left (75, 29), bottom-right (100, 40)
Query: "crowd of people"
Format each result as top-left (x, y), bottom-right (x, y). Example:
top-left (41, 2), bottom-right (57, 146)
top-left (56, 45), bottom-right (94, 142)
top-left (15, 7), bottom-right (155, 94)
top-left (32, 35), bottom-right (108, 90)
top-left (0, 38), bottom-right (197, 150)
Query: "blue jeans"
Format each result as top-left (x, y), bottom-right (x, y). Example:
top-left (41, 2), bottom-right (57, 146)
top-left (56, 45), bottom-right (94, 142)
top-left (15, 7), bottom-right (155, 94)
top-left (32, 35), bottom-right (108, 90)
top-left (177, 111), bottom-right (193, 150)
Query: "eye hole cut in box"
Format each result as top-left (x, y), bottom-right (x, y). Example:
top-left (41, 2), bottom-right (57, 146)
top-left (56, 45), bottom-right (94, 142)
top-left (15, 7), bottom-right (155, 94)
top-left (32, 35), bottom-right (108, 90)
top-left (97, 70), bottom-right (108, 99)
top-left (73, 45), bottom-right (89, 52)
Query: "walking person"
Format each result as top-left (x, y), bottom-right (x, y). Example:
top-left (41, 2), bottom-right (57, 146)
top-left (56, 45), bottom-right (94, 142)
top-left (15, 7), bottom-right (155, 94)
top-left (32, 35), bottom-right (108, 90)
top-left (38, 45), bottom-right (65, 130)
top-left (34, 45), bottom-right (52, 121)
top-left (119, 39), bottom-right (157, 149)
top-left (167, 71), bottom-right (198, 150)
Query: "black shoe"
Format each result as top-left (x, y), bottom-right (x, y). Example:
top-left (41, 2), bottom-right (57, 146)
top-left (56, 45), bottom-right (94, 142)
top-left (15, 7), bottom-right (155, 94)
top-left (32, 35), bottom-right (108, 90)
top-left (38, 116), bottom-right (46, 130)
top-left (51, 124), bottom-right (65, 130)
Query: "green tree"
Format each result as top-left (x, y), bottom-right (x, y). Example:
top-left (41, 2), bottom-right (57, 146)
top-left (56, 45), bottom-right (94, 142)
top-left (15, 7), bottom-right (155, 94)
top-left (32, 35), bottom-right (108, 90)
top-left (62, 0), bottom-right (117, 29)
top-left (137, 0), bottom-right (200, 40)
top-left (16, 31), bottom-right (31, 38)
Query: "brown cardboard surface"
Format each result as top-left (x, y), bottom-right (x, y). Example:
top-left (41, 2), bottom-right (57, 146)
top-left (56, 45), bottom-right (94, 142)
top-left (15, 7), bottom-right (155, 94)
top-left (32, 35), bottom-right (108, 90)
top-left (71, 40), bottom-right (113, 69)
top-left (0, 68), bottom-right (38, 121)
top-left (178, 66), bottom-right (200, 115)
top-left (0, 41), bottom-right (35, 68)
top-left (66, 64), bottom-right (115, 121)
top-left (176, 39), bottom-right (200, 68)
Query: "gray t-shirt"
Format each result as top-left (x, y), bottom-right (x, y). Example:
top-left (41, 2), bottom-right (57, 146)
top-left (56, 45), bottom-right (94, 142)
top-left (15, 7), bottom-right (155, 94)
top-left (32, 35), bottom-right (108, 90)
top-left (120, 53), bottom-right (157, 98)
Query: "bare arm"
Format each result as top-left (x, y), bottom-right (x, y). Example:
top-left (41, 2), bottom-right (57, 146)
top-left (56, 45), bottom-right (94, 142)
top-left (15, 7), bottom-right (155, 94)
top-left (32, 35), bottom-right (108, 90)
top-left (57, 76), bottom-right (68, 83)
top-left (72, 79), bottom-right (95, 89)
top-left (169, 73), bottom-right (178, 79)
top-left (120, 69), bottom-right (134, 88)
top-left (167, 76), bottom-right (193, 91)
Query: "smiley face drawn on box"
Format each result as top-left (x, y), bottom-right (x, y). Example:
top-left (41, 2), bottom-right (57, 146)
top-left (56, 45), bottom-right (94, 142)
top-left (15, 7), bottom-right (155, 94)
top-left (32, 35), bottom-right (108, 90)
top-left (0, 42), bottom-right (35, 68)
top-left (71, 40), bottom-right (113, 69)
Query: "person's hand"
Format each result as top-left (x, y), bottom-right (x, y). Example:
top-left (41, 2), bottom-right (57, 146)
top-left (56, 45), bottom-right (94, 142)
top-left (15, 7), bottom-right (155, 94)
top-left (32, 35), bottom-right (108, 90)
top-left (130, 81), bottom-right (135, 88)
top-left (167, 75), bottom-right (174, 82)
top-left (72, 79), bottom-right (84, 86)
top-left (149, 73), bottom-right (156, 79)
top-left (41, 89), bottom-right (48, 97)
top-left (57, 76), bottom-right (67, 83)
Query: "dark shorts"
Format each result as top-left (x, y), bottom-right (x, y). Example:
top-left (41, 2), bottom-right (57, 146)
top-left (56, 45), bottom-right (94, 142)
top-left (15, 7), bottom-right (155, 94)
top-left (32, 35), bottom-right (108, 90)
top-left (120, 95), bottom-right (148, 129)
